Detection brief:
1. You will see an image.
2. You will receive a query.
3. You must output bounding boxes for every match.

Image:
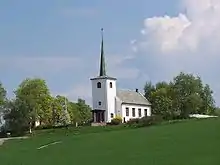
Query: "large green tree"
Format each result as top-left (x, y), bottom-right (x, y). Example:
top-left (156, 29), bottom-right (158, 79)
top-left (7, 78), bottom-right (52, 133)
top-left (144, 72), bottom-right (216, 119)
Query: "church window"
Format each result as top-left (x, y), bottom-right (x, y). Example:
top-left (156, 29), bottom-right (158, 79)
top-left (97, 82), bottom-right (101, 88)
top-left (126, 107), bottom-right (129, 116)
top-left (111, 113), bottom-right (114, 118)
top-left (109, 82), bottom-right (113, 88)
top-left (98, 101), bottom-right (101, 106)
top-left (132, 108), bottom-right (135, 117)
top-left (138, 108), bottom-right (141, 117)
top-left (144, 109), bottom-right (148, 116)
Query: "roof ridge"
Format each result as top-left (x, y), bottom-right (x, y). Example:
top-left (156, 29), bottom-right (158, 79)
top-left (138, 92), bottom-right (152, 105)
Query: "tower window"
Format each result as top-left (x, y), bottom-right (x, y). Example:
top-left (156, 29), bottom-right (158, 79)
top-left (111, 113), bottom-right (114, 118)
top-left (97, 82), bottom-right (101, 88)
top-left (109, 82), bottom-right (113, 88)
top-left (98, 101), bottom-right (101, 106)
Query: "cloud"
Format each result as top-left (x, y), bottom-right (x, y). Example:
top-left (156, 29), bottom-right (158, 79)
top-left (132, 0), bottom-right (220, 105)
top-left (134, 0), bottom-right (220, 54)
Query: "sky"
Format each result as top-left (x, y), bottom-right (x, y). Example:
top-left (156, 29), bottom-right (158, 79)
top-left (1, 0), bottom-right (220, 106)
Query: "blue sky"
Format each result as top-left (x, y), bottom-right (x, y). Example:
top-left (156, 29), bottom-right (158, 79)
top-left (1, 0), bottom-right (220, 106)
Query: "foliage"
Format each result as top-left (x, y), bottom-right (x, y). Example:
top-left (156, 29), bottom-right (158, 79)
top-left (110, 116), bottom-right (122, 125)
top-left (0, 82), bottom-right (7, 127)
top-left (76, 98), bottom-right (92, 125)
top-left (213, 107), bottom-right (220, 116)
top-left (2, 78), bottom-right (92, 135)
top-left (52, 95), bottom-right (71, 126)
top-left (0, 82), bottom-right (7, 107)
top-left (14, 78), bottom-right (52, 126)
top-left (144, 72), bottom-right (216, 120)
top-left (126, 115), bottom-right (163, 127)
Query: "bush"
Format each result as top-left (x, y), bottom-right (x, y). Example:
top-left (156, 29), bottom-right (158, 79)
top-left (126, 115), bottom-right (163, 128)
top-left (34, 124), bottom-right (73, 130)
top-left (126, 118), bottom-right (140, 127)
top-left (110, 116), bottom-right (122, 125)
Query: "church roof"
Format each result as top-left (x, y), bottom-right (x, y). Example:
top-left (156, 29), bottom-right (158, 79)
top-left (99, 28), bottom-right (106, 77)
top-left (90, 75), bottom-right (117, 80)
top-left (116, 89), bottom-right (151, 106)
top-left (90, 29), bottom-right (117, 81)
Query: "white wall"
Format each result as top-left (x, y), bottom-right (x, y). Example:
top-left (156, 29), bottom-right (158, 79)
top-left (121, 104), bottom-right (151, 122)
top-left (106, 79), bottom-right (116, 122)
top-left (91, 78), bottom-right (117, 122)
top-left (115, 97), bottom-right (122, 117)
top-left (91, 79), bottom-right (107, 112)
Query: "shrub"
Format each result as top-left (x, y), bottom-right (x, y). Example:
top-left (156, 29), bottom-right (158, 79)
top-left (110, 116), bottom-right (122, 125)
top-left (126, 118), bottom-right (140, 127)
top-left (126, 115), bottom-right (163, 128)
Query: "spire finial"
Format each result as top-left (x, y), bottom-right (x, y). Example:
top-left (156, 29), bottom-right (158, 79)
top-left (99, 28), bottom-right (106, 77)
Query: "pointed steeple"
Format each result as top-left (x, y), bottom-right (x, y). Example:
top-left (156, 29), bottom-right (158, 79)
top-left (99, 28), bottom-right (106, 77)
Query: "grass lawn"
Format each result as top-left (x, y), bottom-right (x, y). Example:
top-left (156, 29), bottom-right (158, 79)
top-left (0, 118), bottom-right (220, 165)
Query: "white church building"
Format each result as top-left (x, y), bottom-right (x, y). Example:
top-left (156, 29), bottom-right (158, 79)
top-left (90, 30), bottom-right (151, 124)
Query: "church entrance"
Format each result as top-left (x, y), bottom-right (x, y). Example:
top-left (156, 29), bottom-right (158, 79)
top-left (92, 110), bottom-right (105, 123)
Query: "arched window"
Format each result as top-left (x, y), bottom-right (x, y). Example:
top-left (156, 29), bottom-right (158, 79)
top-left (97, 82), bottom-right (101, 88)
top-left (109, 82), bottom-right (113, 88)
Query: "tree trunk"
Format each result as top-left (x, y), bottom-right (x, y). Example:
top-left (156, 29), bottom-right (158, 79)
top-left (29, 122), bottom-right (32, 134)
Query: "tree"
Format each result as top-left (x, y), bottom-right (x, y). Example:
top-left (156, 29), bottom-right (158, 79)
top-left (76, 98), bottom-right (92, 124)
top-left (10, 78), bottom-right (52, 133)
top-left (172, 72), bottom-right (214, 118)
top-left (214, 107), bottom-right (220, 116)
top-left (51, 95), bottom-right (72, 126)
top-left (144, 81), bottom-right (155, 103)
top-left (0, 82), bottom-right (7, 129)
top-left (200, 84), bottom-right (215, 115)
top-left (68, 102), bottom-right (80, 126)
top-left (3, 99), bottom-right (29, 135)
top-left (143, 72), bottom-right (216, 120)
top-left (51, 96), bottom-right (63, 125)
top-left (0, 82), bottom-right (7, 107)
top-left (150, 86), bottom-right (174, 120)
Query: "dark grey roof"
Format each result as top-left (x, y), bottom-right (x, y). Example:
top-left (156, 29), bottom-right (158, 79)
top-left (116, 89), bottom-right (151, 106)
top-left (90, 75), bottom-right (117, 80)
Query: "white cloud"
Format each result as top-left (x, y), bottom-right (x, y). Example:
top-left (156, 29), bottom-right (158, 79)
top-left (132, 0), bottom-right (220, 105)
top-left (135, 0), bottom-right (220, 54)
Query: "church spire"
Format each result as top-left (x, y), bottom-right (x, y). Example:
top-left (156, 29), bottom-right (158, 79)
top-left (99, 28), bottom-right (106, 77)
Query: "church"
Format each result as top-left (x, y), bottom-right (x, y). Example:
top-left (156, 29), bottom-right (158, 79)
top-left (90, 30), bottom-right (151, 125)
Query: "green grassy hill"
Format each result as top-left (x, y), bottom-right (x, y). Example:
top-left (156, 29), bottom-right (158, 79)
top-left (0, 118), bottom-right (220, 165)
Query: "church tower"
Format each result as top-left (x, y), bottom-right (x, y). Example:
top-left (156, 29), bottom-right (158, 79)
top-left (90, 29), bottom-right (117, 124)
